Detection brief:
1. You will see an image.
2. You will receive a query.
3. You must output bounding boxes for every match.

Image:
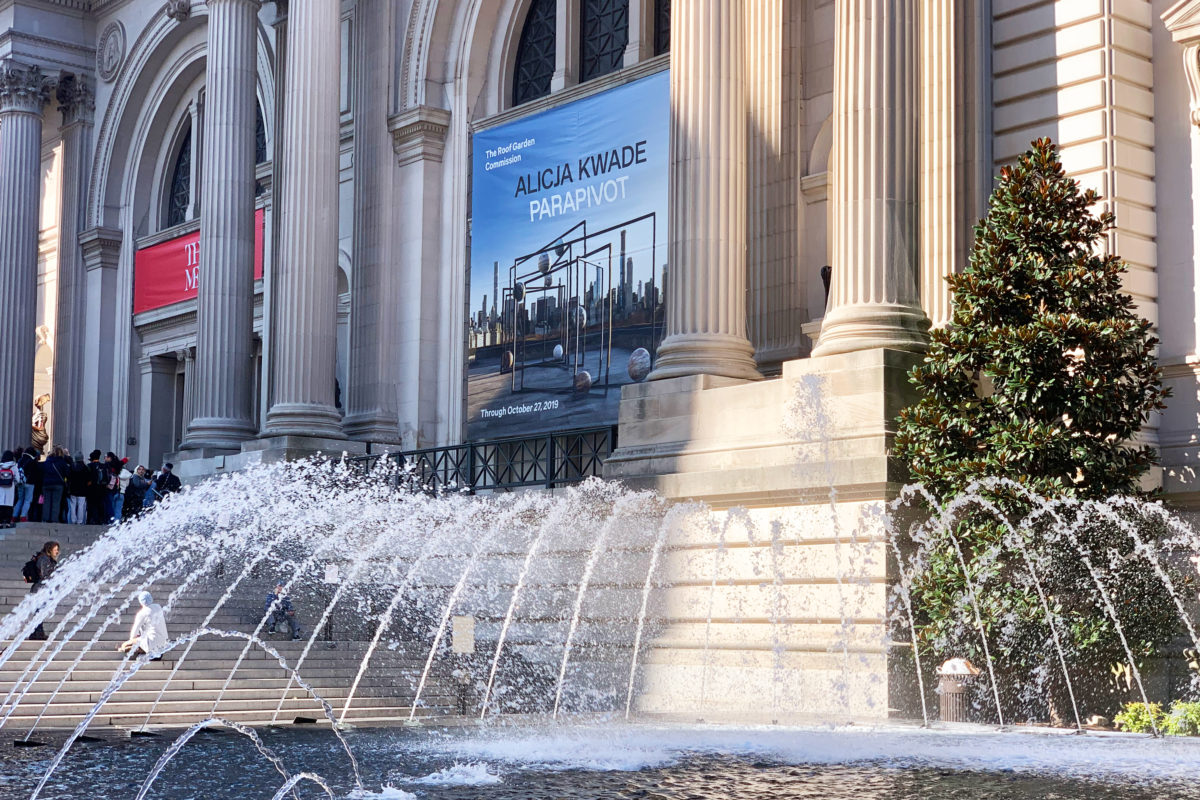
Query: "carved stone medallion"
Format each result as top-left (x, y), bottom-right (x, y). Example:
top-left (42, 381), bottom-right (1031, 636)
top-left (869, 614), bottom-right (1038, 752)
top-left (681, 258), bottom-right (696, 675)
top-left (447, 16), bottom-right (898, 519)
top-left (97, 22), bottom-right (126, 83)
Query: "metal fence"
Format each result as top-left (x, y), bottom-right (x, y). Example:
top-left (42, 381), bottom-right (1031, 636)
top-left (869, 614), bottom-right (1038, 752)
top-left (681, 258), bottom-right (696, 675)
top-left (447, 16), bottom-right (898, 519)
top-left (348, 426), bottom-right (617, 493)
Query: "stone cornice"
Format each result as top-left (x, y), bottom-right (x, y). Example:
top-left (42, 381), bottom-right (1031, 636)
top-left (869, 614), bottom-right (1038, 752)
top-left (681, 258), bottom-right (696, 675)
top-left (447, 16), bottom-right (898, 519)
top-left (387, 105), bottom-right (451, 166)
top-left (0, 61), bottom-right (55, 116)
top-left (79, 226), bottom-right (122, 270)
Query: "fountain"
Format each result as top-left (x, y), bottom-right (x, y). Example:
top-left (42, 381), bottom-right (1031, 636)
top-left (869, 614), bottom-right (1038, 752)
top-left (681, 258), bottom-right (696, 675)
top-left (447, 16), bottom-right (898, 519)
top-left (3, 399), bottom-right (1200, 797)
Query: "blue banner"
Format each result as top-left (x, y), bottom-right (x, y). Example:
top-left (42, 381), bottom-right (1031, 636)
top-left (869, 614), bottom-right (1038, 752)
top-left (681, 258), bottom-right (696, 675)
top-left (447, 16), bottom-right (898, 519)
top-left (468, 71), bottom-right (669, 440)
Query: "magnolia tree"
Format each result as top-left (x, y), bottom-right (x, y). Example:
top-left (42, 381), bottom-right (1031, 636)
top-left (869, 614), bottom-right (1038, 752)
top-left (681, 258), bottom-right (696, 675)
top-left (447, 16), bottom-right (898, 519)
top-left (893, 138), bottom-right (1180, 721)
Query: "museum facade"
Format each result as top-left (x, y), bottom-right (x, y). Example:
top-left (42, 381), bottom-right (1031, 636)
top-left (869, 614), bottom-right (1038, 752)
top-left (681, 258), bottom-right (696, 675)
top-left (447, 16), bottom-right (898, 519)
top-left (2, 0), bottom-right (1200, 510)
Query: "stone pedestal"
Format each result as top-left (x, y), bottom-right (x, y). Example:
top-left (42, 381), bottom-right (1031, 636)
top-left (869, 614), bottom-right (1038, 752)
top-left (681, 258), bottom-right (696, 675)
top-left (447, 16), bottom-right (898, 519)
top-left (262, 0), bottom-right (343, 438)
top-left (648, 0), bottom-right (760, 382)
top-left (0, 62), bottom-right (52, 449)
top-left (606, 349), bottom-right (922, 720)
top-left (813, 0), bottom-right (930, 357)
top-left (184, 0), bottom-right (262, 451)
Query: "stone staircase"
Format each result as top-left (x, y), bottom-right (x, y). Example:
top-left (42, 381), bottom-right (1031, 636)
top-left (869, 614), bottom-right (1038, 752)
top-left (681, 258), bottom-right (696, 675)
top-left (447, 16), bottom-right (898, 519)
top-left (0, 523), bottom-right (457, 733)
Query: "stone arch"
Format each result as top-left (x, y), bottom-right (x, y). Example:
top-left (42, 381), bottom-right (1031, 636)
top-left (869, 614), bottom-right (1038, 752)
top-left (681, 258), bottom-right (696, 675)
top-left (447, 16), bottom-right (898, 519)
top-left (88, 7), bottom-right (276, 231)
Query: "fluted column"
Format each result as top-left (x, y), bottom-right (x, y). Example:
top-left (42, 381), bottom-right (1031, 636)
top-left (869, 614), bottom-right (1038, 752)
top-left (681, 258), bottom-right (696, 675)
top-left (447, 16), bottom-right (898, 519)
top-left (183, 0), bottom-right (261, 450)
top-left (53, 75), bottom-right (94, 455)
top-left (263, 0), bottom-right (342, 437)
top-left (648, 0), bottom-right (760, 382)
top-left (0, 62), bottom-right (53, 449)
top-left (920, 0), bottom-right (982, 328)
top-left (813, 0), bottom-right (930, 357)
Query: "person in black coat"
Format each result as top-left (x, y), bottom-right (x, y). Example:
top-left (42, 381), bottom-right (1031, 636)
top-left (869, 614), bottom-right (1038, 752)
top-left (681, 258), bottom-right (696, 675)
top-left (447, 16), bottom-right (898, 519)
top-left (27, 540), bottom-right (59, 641)
top-left (86, 450), bottom-right (110, 525)
top-left (66, 456), bottom-right (90, 524)
top-left (17, 447), bottom-right (42, 522)
top-left (41, 447), bottom-right (70, 524)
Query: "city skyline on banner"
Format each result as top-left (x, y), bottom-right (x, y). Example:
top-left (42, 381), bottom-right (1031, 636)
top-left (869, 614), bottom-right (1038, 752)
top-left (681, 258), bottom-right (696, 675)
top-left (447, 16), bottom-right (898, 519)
top-left (468, 70), bottom-right (669, 440)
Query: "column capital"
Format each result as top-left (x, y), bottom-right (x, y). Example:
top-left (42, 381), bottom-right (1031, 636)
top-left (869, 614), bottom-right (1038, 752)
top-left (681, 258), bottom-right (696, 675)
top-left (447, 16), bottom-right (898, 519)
top-left (56, 74), bottom-right (95, 128)
top-left (0, 61), bottom-right (55, 117)
top-left (387, 105), bottom-right (451, 166)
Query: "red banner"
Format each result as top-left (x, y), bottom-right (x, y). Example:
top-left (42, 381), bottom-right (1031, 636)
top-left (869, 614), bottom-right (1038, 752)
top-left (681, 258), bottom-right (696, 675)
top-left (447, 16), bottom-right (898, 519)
top-left (133, 208), bottom-right (265, 314)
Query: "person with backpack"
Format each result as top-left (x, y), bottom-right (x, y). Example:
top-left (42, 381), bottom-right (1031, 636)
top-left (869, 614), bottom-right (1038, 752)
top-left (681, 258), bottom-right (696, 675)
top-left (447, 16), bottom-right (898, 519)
top-left (0, 451), bottom-right (24, 529)
top-left (23, 540), bottom-right (59, 640)
top-left (66, 455), bottom-right (89, 524)
top-left (86, 450), bottom-right (110, 525)
top-left (41, 447), bottom-right (70, 524)
top-left (16, 447), bottom-right (42, 522)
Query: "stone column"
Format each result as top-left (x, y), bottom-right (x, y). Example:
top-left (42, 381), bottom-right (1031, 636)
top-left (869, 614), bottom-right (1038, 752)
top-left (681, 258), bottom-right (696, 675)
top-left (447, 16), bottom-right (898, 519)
top-left (52, 75), bottom-right (94, 455)
top-left (183, 0), bottom-right (261, 451)
top-left (648, 0), bottom-right (760, 382)
top-left (79, 227), bottom-right (122, 451)
top-left (263, 0), bottom-right (343, 437)
top-left (0, 62), bottom-right (53, 449)
top-left (138, 355), bottom-right (177, 469)
top-left (920, 0), bottom-right (982, 328)
top-left (344, 0), bottom-right (402, 444)
top-left (812, 0), bottom-right (930, 357)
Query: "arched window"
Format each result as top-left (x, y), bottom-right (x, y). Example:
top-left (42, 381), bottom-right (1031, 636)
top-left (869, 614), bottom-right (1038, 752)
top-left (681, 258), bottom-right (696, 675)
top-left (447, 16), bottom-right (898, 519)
top-left (654, 0), bottom-right (670, 55)
top-left (512, 0), bottom-right (556, 106)
top-left (166, 127), bottom-right (192, 228)
top-left (255, 104), bottom-right (267, 165)
top-left (580, 0), bottom-right (628, 82)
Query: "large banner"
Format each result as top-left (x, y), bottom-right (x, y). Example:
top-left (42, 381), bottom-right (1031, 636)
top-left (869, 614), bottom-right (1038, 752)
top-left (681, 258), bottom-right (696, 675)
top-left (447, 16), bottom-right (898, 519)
top-left (133, 208), bottom-right (265, 314)
top-left (468, 71), bottom-right (669, 440)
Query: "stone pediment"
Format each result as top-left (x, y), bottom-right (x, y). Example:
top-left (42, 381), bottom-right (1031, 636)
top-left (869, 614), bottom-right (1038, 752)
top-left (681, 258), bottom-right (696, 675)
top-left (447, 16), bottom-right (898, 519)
top-left (1164, 0), bottom-right (1200, 44)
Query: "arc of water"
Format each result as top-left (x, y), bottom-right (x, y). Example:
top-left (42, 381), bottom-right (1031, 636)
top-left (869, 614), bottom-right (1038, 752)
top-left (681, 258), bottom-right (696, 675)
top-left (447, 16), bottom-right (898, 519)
top-left (29, 628), bottom-right (362, 800)
top-left (409, 523), bottom-right (502, 720)
top-left (970, 478), bottom-right (1164, 736)
top-left (918, 484), bottom-right (1084, 732)
top-left (551, 504), bottom-right (627, 720)
top-left (269, 521), bottom-right (403, 725)
top-left (134, 718), bottom-right (293, 800)
top-left (697, 516), bottom-right (729, 714)
top-left (269, 773), bottom-right (336, 800)
top-left (0, 531), bottom-right (126, 650)
top-left (623, 509), bottom-right (675, 718)
top-left (140, 523), bottom-right (303, 727)
top-left (19, 551), bottom-right (198, 738)
top-left (881, 521), bottom-right (930, 728)
top-left (1069, 501), bottom-right (1200, 658)
top-left (337, 520), bottom-right (447, 724)
top-left (480, 495), bottom-right (575, 718)
top-left (0, 557), bottom-right (131, 718)
top-left (940, 522), bottom-right (1007, 728)
top-left (208, 520), bottom-right (347, 714)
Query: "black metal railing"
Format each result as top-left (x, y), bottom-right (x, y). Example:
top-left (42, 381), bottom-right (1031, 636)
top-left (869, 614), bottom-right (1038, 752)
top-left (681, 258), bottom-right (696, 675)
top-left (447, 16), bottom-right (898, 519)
top-left (350, 426), bottom-right (616, 493)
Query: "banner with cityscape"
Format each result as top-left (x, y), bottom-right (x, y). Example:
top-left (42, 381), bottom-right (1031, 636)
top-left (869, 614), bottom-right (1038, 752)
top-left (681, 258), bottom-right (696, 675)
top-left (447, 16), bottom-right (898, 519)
top-left (468, 71), bottom-right (669, 440)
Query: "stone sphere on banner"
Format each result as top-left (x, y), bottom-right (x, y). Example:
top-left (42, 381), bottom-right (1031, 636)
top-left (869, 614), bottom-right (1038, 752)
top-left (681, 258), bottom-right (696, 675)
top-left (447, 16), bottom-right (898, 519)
top-left (571, 307), bottom-right (587, 329)
top-left (502, 351), bottom-right (515, 370)
top-left (513, 282), bottom-right (525, 302)
top-left (553, 344), bottom-right (564, 360)
top-left (538, 252), bottom-right (551, 274)
top-left (574, 370), bottom-right (593, 394)
top-left (544, 275), bottom-right (553, 288)
top-left (627, 348), bottom-right (652, 382)
top-left (554, 238), bottom-right (566, 258)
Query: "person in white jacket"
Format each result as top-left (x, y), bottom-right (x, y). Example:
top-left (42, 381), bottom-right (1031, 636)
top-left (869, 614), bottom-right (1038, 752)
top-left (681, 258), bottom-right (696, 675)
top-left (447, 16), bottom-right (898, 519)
top-left (119, 591), bottom-right (169, 660)
top-left (0, 451), bottom-right (25, 529)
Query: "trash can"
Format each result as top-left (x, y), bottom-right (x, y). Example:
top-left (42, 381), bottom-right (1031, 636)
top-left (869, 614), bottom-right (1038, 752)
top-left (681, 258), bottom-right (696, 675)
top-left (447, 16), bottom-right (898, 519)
top-left (936, 658), bottom-right (980, 723)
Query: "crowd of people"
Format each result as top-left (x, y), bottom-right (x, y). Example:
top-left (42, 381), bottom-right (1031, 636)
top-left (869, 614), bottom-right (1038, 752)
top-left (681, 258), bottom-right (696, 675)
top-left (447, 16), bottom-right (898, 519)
top-left (0, 446), bottom-right (182, 528)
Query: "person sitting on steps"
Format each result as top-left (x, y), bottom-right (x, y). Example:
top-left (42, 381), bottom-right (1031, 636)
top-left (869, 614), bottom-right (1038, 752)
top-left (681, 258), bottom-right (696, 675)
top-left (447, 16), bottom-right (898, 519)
top-left (265, 582), bottom-right (304, 640)
top-left (118, 591), bottom-right (168, 661)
